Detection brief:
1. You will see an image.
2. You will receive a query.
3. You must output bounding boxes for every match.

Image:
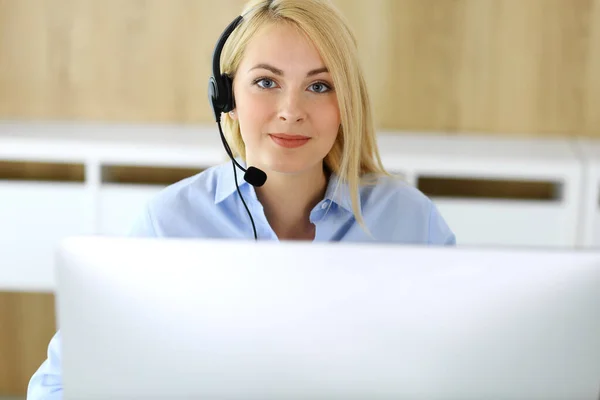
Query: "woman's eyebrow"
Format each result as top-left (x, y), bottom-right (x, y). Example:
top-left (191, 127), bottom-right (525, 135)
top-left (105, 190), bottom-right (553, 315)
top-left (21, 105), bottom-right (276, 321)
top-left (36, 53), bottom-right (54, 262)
top-left (307, 67), bottom-right (329, 77)
top-left (248, 63), bottom-right (329, 77)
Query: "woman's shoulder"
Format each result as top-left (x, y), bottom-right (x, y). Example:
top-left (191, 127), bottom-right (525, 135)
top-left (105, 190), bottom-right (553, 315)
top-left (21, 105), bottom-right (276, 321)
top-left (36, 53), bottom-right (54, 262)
top-left (361, 173), bottom-right (456, 245)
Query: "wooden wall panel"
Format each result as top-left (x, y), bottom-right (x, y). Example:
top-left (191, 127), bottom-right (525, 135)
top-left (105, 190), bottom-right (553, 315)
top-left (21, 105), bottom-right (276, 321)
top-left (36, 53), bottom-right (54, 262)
top-left (338, 0), bottom-right (600, 136)
top-left (0, 0), bottom-right (599, 136)
top-left (0, 0), bottom-right (243, 122)
top-left (0, 293), bottom-right (56, 396)
top-left (584, 0), bottom-right (600, 135)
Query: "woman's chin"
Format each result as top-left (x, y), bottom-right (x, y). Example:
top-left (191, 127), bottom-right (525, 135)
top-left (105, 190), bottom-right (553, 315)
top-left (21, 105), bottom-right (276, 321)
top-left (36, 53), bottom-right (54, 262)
top-left (260, 158), bottom-right (319, 176)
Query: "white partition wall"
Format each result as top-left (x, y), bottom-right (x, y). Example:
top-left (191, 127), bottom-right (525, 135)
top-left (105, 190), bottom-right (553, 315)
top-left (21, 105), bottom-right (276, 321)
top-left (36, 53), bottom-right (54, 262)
top-left (575, 140), bottom-right (600, 248)
top-left (98, 184), bottom-right (165, 236)
top-left (0, 180), bottom-right (89, 292)
top-left (0, 122), bottom-right (226, 292)
top-left (0, 121), bottom-right (593, 292)
top-left (377, 133), bottom-right (583, 248)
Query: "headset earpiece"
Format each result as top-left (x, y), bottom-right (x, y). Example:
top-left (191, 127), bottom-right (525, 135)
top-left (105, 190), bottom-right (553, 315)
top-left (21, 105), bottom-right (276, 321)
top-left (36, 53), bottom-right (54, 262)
top-left (208, 73), bottom-right (235, 119)
top-left (222, 75), bottom-right (235, 112)
top-left (208, 16), bottom-right (243, 122)
top-left (208, 76), bottom-right (220, 121)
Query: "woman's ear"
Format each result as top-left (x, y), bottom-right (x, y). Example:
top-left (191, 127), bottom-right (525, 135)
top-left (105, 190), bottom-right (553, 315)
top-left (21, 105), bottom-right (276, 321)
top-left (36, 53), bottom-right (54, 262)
top-left (229, 110), bottom-right (238, 121)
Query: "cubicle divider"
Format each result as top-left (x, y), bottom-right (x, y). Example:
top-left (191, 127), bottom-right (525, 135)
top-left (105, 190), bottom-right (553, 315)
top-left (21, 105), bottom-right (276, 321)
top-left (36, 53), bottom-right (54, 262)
top-left (0, 122), bottom-right (226, 291)
top-left (0, 122), bottom-right (595, 292)
top-left (376, 133), bottom-right (583, 248)
top-left (0, 160), bottom-right (90, 292)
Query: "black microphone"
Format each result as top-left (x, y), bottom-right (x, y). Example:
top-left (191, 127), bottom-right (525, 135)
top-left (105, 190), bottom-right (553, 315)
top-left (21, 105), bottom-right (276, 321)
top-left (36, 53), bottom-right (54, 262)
top-left (243, 166), bottom-right (267, 187)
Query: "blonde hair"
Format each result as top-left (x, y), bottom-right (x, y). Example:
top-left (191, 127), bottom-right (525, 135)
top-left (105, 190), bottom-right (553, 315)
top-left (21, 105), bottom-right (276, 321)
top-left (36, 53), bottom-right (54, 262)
top-left (220, 0), bottom-right (389, 230)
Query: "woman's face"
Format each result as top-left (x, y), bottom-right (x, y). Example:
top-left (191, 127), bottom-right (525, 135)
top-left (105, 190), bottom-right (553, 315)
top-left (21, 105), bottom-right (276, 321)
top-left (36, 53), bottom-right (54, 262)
top-left (231, 22), bottom-right (341, 176)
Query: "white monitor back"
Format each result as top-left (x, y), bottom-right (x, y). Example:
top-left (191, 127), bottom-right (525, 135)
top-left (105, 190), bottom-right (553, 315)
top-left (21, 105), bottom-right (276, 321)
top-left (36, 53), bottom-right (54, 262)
top-left (55, 238), bottom-right (600, 400)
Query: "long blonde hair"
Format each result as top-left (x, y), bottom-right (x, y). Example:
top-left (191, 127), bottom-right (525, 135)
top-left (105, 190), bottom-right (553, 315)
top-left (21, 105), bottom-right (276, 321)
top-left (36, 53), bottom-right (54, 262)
top-left (220, 0), bottom-right (389, 229)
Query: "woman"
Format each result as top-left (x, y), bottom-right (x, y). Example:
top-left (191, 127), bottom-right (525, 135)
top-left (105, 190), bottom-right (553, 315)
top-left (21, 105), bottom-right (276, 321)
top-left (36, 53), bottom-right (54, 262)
top-left (27, 0), bottom-right (455, 398)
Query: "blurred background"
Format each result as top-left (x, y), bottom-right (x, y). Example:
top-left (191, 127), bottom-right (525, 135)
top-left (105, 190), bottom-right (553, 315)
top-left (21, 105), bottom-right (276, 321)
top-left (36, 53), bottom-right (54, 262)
top-left (1, 0), bottom-right (599, 397)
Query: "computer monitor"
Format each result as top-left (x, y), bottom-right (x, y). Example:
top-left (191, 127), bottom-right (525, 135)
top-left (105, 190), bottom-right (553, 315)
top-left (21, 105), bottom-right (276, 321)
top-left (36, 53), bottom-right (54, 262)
top-left (55, 237), bottom-right (600, 400)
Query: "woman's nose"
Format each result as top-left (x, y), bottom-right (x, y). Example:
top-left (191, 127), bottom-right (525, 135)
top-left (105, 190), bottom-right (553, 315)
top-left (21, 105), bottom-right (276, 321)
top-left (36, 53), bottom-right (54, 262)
top-left (277, 91), bottom-right (307, 123)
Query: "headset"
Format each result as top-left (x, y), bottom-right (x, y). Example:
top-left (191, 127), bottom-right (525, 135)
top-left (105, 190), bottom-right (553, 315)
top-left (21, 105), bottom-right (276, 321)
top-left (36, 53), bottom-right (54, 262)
top-left (208, 15), bottom-right (267, 240)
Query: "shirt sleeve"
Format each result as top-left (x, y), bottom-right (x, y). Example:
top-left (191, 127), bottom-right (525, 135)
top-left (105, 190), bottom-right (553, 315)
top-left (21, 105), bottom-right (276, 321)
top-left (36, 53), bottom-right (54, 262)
top-left (427, 200), bottom-right (456, 245)
top-left (26, 331), bottom-right (63, 400)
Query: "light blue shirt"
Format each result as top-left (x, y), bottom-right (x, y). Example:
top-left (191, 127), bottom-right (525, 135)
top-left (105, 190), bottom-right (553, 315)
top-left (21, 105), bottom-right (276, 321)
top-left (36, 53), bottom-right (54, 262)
top-left (27, 161), bottom-right (455, 399)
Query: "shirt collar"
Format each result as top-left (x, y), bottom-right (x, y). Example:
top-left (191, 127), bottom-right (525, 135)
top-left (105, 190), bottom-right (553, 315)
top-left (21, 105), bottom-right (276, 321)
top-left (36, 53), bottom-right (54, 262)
top-left (214, 159), bottom-right (252, 205)
top-left (322, 172), bottom-right (356, 213)
top-left (214, 161), bottom-right (358, 214)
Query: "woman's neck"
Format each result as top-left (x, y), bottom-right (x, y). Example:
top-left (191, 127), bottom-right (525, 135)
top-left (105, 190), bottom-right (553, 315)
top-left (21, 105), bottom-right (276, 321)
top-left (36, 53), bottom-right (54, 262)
top-left (254, 165), bottom-right (328, 240)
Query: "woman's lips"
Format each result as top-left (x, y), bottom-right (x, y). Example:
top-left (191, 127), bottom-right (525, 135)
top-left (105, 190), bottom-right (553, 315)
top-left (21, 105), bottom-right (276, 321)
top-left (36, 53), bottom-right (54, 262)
top-left (269, 134), bottom-right (311, 148)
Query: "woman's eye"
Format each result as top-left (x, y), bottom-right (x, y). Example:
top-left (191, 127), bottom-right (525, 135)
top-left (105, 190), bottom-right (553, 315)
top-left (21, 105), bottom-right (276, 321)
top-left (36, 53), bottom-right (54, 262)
top-left (255, 78), bottom-right (277, 89)
top-left (309, 82), bottom-right (331, 93)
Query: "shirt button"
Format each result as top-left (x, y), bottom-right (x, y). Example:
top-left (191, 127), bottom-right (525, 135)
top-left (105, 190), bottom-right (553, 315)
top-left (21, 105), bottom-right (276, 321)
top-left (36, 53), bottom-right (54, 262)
top-left (321, 201), bottom-right (330, 210)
